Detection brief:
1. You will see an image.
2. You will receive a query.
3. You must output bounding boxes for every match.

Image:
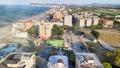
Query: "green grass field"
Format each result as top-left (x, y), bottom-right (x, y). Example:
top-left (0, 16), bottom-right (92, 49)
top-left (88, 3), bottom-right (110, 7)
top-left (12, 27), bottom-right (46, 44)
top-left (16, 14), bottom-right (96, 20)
top-left (46, 40), bottom-right (63, 47)
top-left (95, 10), bottom-right (120, 15)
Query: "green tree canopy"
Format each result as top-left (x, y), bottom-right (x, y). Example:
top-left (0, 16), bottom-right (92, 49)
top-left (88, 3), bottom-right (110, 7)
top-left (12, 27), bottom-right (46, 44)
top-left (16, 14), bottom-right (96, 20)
top-left (91, 29), bottom-right (100, 39)
top-left (102, 62), bottom-right (112, 68)
top-left (27, 26), bottom-right (36, 37)
top-left (103, 49), bottom-right (120, 67)
top-left (52, 24), bottom-right (64, 39)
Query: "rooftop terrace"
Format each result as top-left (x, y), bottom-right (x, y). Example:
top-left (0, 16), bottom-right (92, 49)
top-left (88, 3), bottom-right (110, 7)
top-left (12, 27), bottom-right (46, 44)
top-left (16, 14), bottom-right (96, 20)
top-left (0, 52), bottom-right (36, 68)
top-left (76, 53), bottom-right (104, 68)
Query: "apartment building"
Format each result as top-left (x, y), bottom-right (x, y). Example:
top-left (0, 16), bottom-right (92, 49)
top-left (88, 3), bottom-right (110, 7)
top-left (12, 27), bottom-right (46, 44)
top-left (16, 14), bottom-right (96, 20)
top-left (79, 18), bottom-right (85, 28)
top-left (0, 52), bottom-right (36, 68)
top-left (64, 15), bottom-right (72, 26)
top-left (85, 18), bottom-right (92, 26)
top-left (92, 18), bottom-right (99, 25)
top-left (75, 53), bottom-right (104, 68)
top-left (47, 55), bottom-right (69, 68)
top-left (53, 11), bottom-right (63, 21)
top-left (39, 23), bottom-right (53, 39)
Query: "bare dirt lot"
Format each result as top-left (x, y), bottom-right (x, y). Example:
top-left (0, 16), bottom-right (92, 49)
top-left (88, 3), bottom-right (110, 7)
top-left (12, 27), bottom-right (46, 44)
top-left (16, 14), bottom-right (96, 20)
top-left (98, 29), bottom-right (120, 47)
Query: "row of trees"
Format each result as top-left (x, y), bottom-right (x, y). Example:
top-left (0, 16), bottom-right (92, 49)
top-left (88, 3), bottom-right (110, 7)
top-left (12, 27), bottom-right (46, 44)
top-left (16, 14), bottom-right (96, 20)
top-left (52, 24), bottom-right (64, 39)
top-left (91, 29), bottom-right (100, 39)
top-left (64, 50), bottom-right (75, 67)
top-left (89, 24), bottom-right (104, 29)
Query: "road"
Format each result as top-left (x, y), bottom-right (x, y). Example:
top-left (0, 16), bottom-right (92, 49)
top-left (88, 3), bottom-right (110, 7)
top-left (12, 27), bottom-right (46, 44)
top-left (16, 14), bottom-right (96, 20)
top-left (98, 39), bottom-right (117, 51)
top-left (63, 30), bottom-right (87, 53)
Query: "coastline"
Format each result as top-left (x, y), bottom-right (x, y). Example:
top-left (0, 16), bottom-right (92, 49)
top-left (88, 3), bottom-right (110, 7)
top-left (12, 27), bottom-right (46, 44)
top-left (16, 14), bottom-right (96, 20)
top-left (0, 6), bottom-right (53, 43)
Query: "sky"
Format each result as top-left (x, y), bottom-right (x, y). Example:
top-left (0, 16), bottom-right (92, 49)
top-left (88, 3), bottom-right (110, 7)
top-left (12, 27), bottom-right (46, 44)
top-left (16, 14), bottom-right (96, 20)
top-left (0, 0), bottom-right (120, 5)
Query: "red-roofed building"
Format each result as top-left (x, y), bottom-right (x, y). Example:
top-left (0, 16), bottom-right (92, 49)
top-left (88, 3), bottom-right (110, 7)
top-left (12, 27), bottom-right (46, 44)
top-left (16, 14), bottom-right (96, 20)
top-left (99, 19), bottom-right (113, 28)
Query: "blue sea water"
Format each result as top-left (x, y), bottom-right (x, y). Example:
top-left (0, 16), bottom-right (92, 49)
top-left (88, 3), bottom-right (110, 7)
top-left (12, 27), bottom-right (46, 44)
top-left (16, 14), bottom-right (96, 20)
top-left (0, 5), bottom-right (50, 27)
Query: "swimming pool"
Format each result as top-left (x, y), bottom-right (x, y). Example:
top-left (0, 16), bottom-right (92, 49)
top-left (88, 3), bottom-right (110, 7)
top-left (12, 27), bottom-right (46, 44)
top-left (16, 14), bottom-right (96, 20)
top-left (0, 43), bottom-right (18, 60)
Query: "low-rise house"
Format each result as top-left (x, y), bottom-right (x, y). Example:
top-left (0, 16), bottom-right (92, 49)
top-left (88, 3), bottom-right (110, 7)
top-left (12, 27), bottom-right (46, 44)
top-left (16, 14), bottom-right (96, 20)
top-left (100, 19), bottom-right (113, 28)
top-left (115, 15), bottom-right (120, 22)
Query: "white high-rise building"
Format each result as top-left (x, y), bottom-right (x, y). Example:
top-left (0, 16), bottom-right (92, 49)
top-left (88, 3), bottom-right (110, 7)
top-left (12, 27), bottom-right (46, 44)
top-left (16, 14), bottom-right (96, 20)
top-left (85, 18), bottom-right (92, 26)
top-left (79, 18), bottom-right (85, 28)
top-left (92, 18), bottom-right (99, 25)
top-left (64, 15), bottom-right (72, 26)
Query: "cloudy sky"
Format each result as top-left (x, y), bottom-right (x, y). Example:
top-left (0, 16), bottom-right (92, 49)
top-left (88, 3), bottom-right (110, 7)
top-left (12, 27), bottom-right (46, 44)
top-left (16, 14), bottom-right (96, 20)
top-left (0, 0), bottom-right (120, 5)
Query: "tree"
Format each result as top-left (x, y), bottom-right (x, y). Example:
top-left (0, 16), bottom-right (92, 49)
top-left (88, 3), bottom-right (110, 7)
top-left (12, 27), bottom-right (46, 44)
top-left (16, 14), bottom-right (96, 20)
top-left (102, 62), bottom-right (112, 68)
top-left (64, 50), bottom-right (75, 67)
top-left (91, 29), bottom-right (100, 39)
top-left (27, 26), bottom-right (36, 38)
top-left (69, 54), bottom-right (75, 65)
top-left (36, 56), bottom-right (41, 68)
top-left (113, 20), bottom-right (120, 31)
top-left (52, 24), bottom-right (64, 39)
top-left (103, 49), bottom-right (120, 67)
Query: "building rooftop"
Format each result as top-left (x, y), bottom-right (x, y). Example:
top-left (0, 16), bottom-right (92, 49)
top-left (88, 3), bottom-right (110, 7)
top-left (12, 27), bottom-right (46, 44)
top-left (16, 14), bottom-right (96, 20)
top-left (0, 52), bottom-right (36, 68)
top-left (76, 53), bottom-right (104, 68)
top-left (47, 55), bottom-right (69, 68)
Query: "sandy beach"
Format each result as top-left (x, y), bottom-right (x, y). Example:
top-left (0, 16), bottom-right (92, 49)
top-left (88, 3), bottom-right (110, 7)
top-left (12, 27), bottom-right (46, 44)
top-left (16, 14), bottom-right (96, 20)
top-left (0, 25), bottom-right (14, 43)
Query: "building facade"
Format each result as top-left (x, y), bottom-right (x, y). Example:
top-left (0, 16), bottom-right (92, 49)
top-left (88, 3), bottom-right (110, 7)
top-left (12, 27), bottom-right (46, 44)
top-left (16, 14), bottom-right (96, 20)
top-left (85, 18), bottom-right (92, 27)
top-left (92, 18), bottom-right (99, 25)
top-left (76, 53), bottom-right (104, 68)
top-left (79, 18), bottom-right (85, 28)
top-left (64, 15), bottom-right (72, 26)
top-left (100, 19), bottom-right (113, 28)
top-left (39, 23), bottom-right (53, 39)
top-left (0, 53), bottom-right (36, 68)
top-left (11, 22), bottom-right (29, 39)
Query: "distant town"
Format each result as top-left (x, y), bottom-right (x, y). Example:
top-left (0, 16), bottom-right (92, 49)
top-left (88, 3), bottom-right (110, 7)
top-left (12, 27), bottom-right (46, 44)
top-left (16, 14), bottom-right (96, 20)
top-left (0, 4), bottom-right (120, 68)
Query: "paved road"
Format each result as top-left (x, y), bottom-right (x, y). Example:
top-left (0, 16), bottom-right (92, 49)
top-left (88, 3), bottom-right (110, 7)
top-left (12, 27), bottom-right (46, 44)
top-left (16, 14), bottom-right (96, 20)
top-left (98, 39), bottom-right (117, 51)
top-left (63, 30), bottom-right (87, 53)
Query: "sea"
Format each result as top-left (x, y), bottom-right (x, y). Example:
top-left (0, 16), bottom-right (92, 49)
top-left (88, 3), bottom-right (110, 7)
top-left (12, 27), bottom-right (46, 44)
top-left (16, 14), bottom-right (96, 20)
top-left (0, 5), bottom-right (50, 27)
